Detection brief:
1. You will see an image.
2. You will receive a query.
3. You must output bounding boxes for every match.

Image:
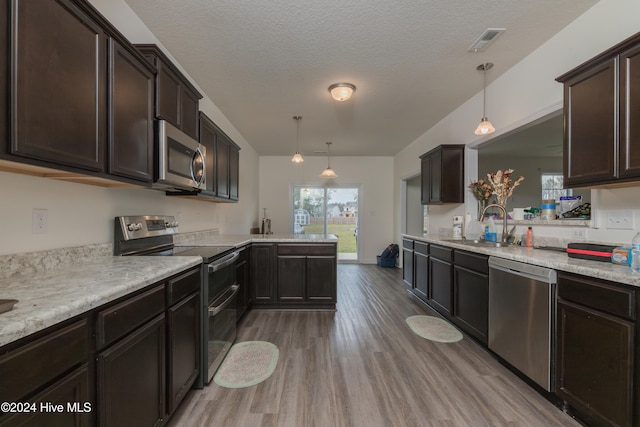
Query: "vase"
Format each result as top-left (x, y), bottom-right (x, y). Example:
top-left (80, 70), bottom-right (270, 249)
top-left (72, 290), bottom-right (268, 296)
top-left (477, 199), bottom-right (488, 221)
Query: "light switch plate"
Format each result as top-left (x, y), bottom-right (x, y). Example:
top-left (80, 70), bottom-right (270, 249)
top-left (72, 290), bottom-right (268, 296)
top-left (605, 209), bottom-right (635, 230)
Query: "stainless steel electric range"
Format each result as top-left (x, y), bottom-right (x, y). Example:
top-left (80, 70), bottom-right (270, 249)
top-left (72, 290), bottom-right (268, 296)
top-left (114, 215), bottom-right (239, 387)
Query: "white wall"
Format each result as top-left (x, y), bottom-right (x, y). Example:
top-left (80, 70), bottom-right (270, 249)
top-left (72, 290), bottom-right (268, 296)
top-left (259, 156), bottom-right (394, 263)
top-left (393, 0), bottom-right (640, 247)
top-left (0, 0), bottom-right (260, 256)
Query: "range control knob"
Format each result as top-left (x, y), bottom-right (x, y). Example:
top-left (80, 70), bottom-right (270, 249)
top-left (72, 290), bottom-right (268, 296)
top-left (128, 223), bottom-right (143, 231)
top-left (166, 221), bottom-right (179, 228)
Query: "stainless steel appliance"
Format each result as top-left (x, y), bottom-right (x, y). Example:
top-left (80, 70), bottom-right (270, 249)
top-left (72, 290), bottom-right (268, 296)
top-left (154, 120), bottom-right (206, 192)
top-left (488, 257), bottom-right (557, 392)
top-left (114, 215), bottom-right (237, 387)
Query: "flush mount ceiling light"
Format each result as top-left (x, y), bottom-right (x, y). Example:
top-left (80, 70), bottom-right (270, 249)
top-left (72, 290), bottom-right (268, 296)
top-left (319, 142), bottom-right (338, 178)
top-left (328, 83), bottom-right (356, 102)
top-left (291, 115), bottom-right (304, 163)
top-left (474, 62), bottom-right (496, 136)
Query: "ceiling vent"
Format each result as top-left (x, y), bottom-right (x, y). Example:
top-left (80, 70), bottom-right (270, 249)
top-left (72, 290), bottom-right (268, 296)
top-left (468, 28), bottom-right (506, 52)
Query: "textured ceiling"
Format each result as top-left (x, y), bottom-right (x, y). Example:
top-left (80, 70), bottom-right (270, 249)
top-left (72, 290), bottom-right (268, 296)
top-left (124, 0), bottom-right (597, 157)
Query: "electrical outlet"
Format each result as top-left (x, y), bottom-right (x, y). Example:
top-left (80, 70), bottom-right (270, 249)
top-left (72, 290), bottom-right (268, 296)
top-left (32, 208), bottom-right (48, 234)
top-left (571, 228), bottom-right (587, 239)
top-left (605, 209), bottom-right (635, 230)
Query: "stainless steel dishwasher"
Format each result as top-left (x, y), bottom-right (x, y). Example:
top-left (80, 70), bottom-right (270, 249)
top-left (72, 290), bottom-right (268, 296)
top-left (488, 257), bottom-right (557, 392)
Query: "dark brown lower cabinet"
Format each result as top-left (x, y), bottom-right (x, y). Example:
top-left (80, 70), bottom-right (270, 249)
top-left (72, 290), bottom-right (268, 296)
top-left (428, 245), bottom-right (453, 318)
top-left (413, 242), bottom-right (429, 302)
top-left (556, 272), bottom-right (636, 427)
top-left (276, 245), bottom-right (337, 308)
top-left (0, 364), bottom-right (91, 427)
top-left (98, 315), bottom-right (166, 427)
top-left (452, 250), bottom-right (488, 345)
top-left (402, 238), bottom-right (414, 288)
top-left (251, 243), bottom-right (276, 304)
top-left (167, 292), bottom-right (199, 414)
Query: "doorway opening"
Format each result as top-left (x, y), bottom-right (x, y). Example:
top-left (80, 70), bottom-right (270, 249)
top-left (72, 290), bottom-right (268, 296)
top-left (292, 186), bottom-right (360, 261)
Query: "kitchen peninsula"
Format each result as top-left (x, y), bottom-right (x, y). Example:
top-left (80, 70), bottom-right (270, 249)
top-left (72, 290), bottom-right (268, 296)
top-left (0, 231), bottom-right (337, 426)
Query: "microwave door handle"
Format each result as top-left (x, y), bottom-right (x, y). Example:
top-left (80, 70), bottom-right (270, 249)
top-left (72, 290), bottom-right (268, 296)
top-left (208, 284), bottom-right (240, 316)
top-left (191, 147), bottom-right (205, 187)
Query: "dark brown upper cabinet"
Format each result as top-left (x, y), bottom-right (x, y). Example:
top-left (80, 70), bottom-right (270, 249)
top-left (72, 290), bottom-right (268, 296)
top-left (195, 112), bottom-right (240, 202)
top-left (8, 0), bottom-right (108, 172)
top-left (109, 39), bottom-right (155, 183)
top-left (557, 31), bottom-right (640, 187)
top-left (2, 0), bottom-right (156, 186)
top-left (420, 144), bottom-right (465, 204)
top-left (135, 44), bottom-right (202, 141)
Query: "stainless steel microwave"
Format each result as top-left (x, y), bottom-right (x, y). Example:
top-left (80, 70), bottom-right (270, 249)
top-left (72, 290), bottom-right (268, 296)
top-left (153, 120), bottom-right (205, 191)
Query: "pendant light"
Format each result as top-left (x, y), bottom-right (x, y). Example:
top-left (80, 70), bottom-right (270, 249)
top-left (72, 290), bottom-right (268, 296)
top-left (319, 142), bottom-right (337, 178)
top-left (474, 62), bottom-right (496, 136)
top-left (291, 115), bottom-right (304, 163)
top-left (328, 83), bottom-right (356, 102)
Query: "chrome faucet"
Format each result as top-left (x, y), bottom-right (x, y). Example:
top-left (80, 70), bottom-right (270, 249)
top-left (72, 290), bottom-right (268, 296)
top-left (481, 203), bottom-right (509, 243)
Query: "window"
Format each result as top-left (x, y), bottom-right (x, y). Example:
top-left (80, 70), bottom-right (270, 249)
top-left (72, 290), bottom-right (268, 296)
top-left (541, 173), bottom-right (572, 201)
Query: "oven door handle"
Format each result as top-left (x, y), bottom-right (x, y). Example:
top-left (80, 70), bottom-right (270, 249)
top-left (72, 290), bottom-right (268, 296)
top-left (208, 284), bottom-right (240, 317)
top-left (208, 251), bottom-right (240, 273)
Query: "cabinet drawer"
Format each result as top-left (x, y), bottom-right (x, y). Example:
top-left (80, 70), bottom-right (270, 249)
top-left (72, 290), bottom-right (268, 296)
top-left (558, 272), bottom-right (635, 321)
top-left (97, 285), bottom-right (165, 349)
top-left (414, 241), bottom-right (429, 256)
top-left (0, 319), bottom-right (88, 403)
top-left (430, 245), bottom-right (453, 262)
top-left (454, 250), bottom-right (489, 274)
top-left (277, 244), bottom-right (336, 256)
top-left (167, 267), bottom-right (200, 306)
top-left (402, 239), bottom-right (414, 250)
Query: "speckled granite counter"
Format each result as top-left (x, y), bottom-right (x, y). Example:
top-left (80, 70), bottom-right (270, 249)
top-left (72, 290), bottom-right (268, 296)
top-left (0, 256), bottom-right (201, 348)
top-left (402, 234), bottom-right (640, 287)
top-left (174, 232), bottom-right (339, 247)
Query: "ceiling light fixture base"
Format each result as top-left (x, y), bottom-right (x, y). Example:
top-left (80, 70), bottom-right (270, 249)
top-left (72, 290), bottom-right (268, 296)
top-left (328, 83), bottom-right (356, 102)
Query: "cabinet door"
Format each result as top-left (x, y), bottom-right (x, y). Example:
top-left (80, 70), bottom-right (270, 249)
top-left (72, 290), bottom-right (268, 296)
top-left (429, 256), bottom-right (453, 317)
top-left (563, 58), bottom-right (617, 186)
top-left (557, 300), bottom-right (633, 427)
top-left (199, 112), bottom-right (217, 195)
top-left (306, 256), bottom-right (336, 302)
top-left (619, 43), bottom-right (640, 179)
top-left (216, 135), bottom-right (231, 199)
top-left (167, 292), bottom-right (199, 414)
top-left (155, 61), bottom-right (182, 129)
top-left (109, 39), bottom-right (154, 182)
top-left (11, 0), bottom-right (107, 171)
top-left (251, 243), bottom-right (275, 302)
top-left (453, 265), bottom-right (488, 344)
top-left (277, 256), bottom-right (305, 301)
top-left (428, 150), bottom-right (442, 203)
top-left (0, 365), bottom-right (91, 427)
top-left (229, 144), bottom-right (240, 201)
top-left (402, 248), bottom-right (414, 287)
top-left (413, 251), bottom-right (429, 302)
top-left (180, 86), bottom-right (199, 140)
top-left (98, 315), bottom-right (166, 427)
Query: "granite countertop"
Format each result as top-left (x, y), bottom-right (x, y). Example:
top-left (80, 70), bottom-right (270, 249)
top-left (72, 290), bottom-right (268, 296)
top-left (0, 232), bottom-right (338, 349)
top-left (402, 234), bottom-right (640, 287)
top-left (0, 256), bottom-right (201, 348)
top-left (174, 233), bottom-right (339, 247)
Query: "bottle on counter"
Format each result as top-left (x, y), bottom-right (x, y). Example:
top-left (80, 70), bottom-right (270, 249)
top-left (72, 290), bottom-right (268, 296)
top-left (631, 232), bottom-right (640, 272)
top-left (526, 227), bottom-right (534, 247)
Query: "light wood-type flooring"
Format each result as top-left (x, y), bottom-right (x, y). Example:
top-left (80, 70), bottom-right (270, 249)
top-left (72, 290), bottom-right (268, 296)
top-left (168, 264), bottom-right (581, 427)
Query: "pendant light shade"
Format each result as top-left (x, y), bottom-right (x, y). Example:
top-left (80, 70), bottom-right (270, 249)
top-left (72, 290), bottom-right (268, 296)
top-left (319, 142), bottom-right (337, 178)
top-left (291, 115), bottom-right (304, 163)
top-left (474, 62), bottom-right (495, 136)
top-left (328, 83), bottom-right (356, 102)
